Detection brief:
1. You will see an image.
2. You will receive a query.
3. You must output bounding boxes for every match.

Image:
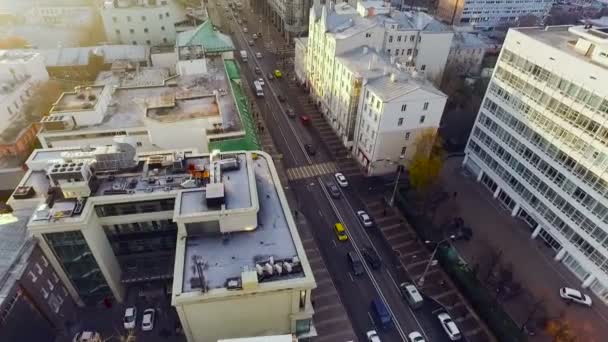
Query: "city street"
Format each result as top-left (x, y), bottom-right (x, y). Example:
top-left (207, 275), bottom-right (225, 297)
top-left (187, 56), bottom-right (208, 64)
top-left (209, 2), bottom-right (476, 341)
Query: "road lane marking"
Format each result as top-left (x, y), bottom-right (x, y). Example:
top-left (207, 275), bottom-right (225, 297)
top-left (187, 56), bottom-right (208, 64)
top-left (348, 273), bottom-right (354, 282)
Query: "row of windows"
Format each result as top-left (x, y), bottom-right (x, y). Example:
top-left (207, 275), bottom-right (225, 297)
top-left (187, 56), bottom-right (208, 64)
top-left (499, 49), bottom-right (608, 118)
top-left (494, 66), bottom-right (607, 148)
top-left (95, 199), bottom-right (175, 217)
top-left (474, 114), bottom-right (608, 227)
top-left (116, 26), bottom-right (165, 35)
top-left (468, 140), bottom-right (608, 275)
top-left (487, 81), bottom-right (608, 170)
top-left (387, 34), bottom-right (420, 44)
top-left (111, 10), bottom-right (170, 23)
top-left (102, 220), bottom-right (177, 237)
top-left (482, 97), bottom-right (608, 202)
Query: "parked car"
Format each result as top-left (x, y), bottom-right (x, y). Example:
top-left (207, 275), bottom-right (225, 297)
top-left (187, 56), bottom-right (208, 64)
top-left (248, 39), bottom-right (254, 46)
top-left (254, 67), bottom-right (261, 74)
top-left (366, 330), bottom-right (381, 342)
top-left (437, 312), bottom-right (462, 340)
top-left (243, 27), bottom-right (248, 33)
top-left (334, 172), bottom-right (348, 187)
top-left (274, 69), bottom-right (282, 78)
top-left (278, 94), bottom-right (287, 102)
top-left (362, 247), bottom-right (381, 269)
top-left (357, 210), bottom-right (374, 227)
top-left (267, 72), bottom-right (274, 80)
top-left (326, 182), bottom-right (341, 199)
top-left (123, 307), bottom-right (137, 329)
top-left (257, 78), bottom-right (265, 86)
top-left (399, 282), bottom-right (424, 309)
top-left (300, 115), bottom-right (311, 125)
top-left (560, 287), bottom-right (592, 307)
top-left (141, 308), bottom-right (155, 331)
top-left (73, 331), bottom-right (101, 342)
top-left (304, 143), bottom-right (316, 155)
top-left (286, 108), bottom-right (295, 118)
top-left (407, 331), bottom-right (425, 342)
top-left (347, 251), bottom-right (364, 275)
top-left (252, 33), bottom-right (258, 39)
top-left (255, 52), bottom-right (262, 59)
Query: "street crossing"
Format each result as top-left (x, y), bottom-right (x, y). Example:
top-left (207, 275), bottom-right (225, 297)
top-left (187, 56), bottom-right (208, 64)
top-left (286, 162), bottom-right (337, 180)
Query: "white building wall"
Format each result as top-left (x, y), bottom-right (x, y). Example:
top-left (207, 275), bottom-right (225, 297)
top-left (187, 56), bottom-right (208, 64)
top-left (438, 0), bottom-right (554, 28)
top-left (416, 32), bottom-right (453, 80)
top-left (464, 26), bottom-right (608, 303)
top-left (145, 117), bottom-right (213, 153)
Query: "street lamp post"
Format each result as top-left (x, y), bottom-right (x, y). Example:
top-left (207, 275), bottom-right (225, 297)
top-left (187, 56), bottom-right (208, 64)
top-left (417, 235), bottom-right (456, 287)
top-left (388, 157), bottom-right (405, 207)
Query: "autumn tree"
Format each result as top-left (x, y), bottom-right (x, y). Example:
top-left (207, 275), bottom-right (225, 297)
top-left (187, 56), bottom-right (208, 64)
top-left (409, 128), bottom-right (445, 194)
top-left (0, 36), bottom-right (29, 49)
top-left (546, 318), bottom-right (577, 342)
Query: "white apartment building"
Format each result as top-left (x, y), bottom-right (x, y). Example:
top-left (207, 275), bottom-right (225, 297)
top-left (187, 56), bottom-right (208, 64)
top-left (101, 0), bottom-right (187, 46)
top-left (8, 146), bottom-right (316, 341)
top-left (437, 0), bottom-right (554, 29)
top-left (447, 31), bottom-right (490, 76)
top-left (464, 25), bottom-right (608, 303)
top-left (37, 52), bottom-right (245, 155)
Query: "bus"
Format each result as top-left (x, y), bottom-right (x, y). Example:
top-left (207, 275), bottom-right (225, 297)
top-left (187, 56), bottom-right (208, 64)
top-left (254, 80), bottom-right (264, 97)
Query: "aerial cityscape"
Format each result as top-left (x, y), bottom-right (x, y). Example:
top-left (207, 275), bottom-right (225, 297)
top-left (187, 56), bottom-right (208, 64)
top-left (0, 0), bottom-right (607, 341)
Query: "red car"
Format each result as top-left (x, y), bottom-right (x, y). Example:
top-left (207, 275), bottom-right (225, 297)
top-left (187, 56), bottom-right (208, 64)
top-left (300, 115), bottom-right (311, 125)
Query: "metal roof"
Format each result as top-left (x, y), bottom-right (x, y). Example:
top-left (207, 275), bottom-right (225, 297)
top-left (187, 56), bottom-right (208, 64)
top-left (39, 45), bottom-right (149, 67)
top-left (177, 21), bottom-right (235, 53)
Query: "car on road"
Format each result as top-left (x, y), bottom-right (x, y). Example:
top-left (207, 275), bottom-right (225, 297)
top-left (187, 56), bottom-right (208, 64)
top-left (408, 331), bottom-right (425, 342)
top-left (371, 299), bottom-right (391, 329)
top-left (252, 33), bottom-right (258, 39)
top-left (366, 330), bottom-right (381, 342)
top-left (257, 78), bottom-right (265, 86)
top-left (286, 107), bottom-right (295, 118)
top-left (255, 52), bottom-right (262, 59)
top-left (304, 143), bottom-right (316, 155)
top-left (142, 308), bottom-right (155, 331)
top-left (347, 251), bottom-right (364, 275)
top-left (254, 67), bottom-right (261, 74)
top-left (399, 282), bottom-right (424, 309)
top-left (559, 287), bottom-right (592, 307)
top-left (123, 307), bottom-right (137, 329)
top-left (274, 69), bottom-right (282, 78)
top-left (326, 182), bottom-right (341, 199)
top-left (357, 210), bottom-right (374, 227)
top-left (267, 72), bottom-right (274, 80)
top-left (334, 223), bottom-right (348, 241)
top-left (437, 312), bottom-right (462, 340)
top-left (362, 247), bottom-right (381, 269)
top-left (248, 39), bottom-right (254, 46)
top-left (278, 94), bottom-right (287, 102)
top-left (237, 19), bottom-right (242, 24)
top-left (243, 27), bottom-right (248, 33)
top-left (73, 331), bottom-right (101, 342)
top-left (300, 115), bottom-right (311, 125)
top-left (334, 172), bottom-right (348, 187)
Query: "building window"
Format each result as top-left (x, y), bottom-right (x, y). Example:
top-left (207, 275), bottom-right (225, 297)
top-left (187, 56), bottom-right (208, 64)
top-left (166, 12), bottom-right (170, 17)
top-left (132, 41), bottom-right (137, 45)
top-left (296, 319), bottom-right (312, 334)
top-left (144, 28), bottom-right (149, 33)
top-left (421, 65), bottom-right (426, 71)
top-left (423, 102), bottom-right (429, 110)
top-left (299, 290), bottom-right (306, 310)
top-left (389, 35), bottom-right (393, 43)
top-left (401, 147), bottom-right (407, 156)
top-left (387, 49), bottom-right (391, 55)
top-left (127, 16), bottom-right (131, 22)
top-left (159, 13), bottom-right (163, 20)
top-left (397, 35), bottom-right (402, 42)
top-left (410, 35), bottom-right (415, 42)
top-left (405, 132), bottom-right (410, 140)
top-left (398, 118), bottom-right (403, 126)
top-left (7, 107), bottom-right (12, 115)
top-left (401, 104), bottom-right (407, 112)
top-left (141, 15), bottom-right (146, 21)
top-left (161, 25), bottom-right (165, 31)
top-left (47, 279), bottom-right (54, 290)
top-left (112, 16), bottom-right (117, 23)
top-left (130, 28), bottom-right (134, 34)
top-left (365, 33), bottom-right (371, 38)
top-left (407, 49), bottom-right (412, 56)
top-left (41, 287), bottom-right (49, 299)
top-left (395, 49), bottom-right (400, 55)
top-left (163, 37), bottom-right (168, 43)
top-left (28, 271), bottom-right (37, 282)
top-left (35, 263), bottom-right (43, 275)
top-left (419, 115), bottom-right (426, 124)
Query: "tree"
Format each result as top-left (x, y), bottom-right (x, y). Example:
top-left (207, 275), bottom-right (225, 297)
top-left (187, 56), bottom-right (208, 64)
top-left (408, 128), bottom-right (444, 195)
top-left (546, 318), bottom-right (577, 342)
top-left (0, 36), bottom-right (28, 49)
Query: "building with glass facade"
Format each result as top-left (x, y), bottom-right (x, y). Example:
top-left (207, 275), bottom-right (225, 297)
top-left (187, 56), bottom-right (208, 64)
top-left (464, 25), bottom-right (608, 303)
top-left (7, 144), bottom-right (316, 341)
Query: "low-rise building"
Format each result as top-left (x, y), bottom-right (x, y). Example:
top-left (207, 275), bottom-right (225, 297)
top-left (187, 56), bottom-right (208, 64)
top-left (447, 31), bottom-right (491, 76)
top-left (0, 212), bottom-right (78, 342)
top-left (437, 0), bottom-right (554, 29)
top-left (7, 146), bottom-right (316, 341)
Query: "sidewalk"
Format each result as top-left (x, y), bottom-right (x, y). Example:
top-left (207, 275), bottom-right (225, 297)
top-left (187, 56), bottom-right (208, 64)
top-left (436, 157), bottom-right (608, 342)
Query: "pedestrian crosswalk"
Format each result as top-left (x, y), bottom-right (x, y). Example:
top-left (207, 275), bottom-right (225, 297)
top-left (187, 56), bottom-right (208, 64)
top-left (287, 162), bottom-right (337, 181)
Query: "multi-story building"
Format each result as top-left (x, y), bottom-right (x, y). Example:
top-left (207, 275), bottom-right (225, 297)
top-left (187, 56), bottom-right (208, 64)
top-left (437, 0), bottom-right (554, 29)
top-left (8, 146), bottom-right (316, 341)
top-left (304, 1), bottom-right (448, 175)
top-left (254, 0), bottom-right (313, 41)
top-left (0, 212), bottom-right (78, 342)
top-left (463, 25), bottom-right (608, 303)
top-left (100, 0), bottom-right (187, 46)
top-left (447, 31), bottom-right (491, 76)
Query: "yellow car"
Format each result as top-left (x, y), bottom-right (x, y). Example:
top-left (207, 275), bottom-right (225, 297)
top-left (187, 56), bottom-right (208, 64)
top-left (274, 69), bottom-right (282, 78)
top-left (334, 223), bottom-right (348, 241)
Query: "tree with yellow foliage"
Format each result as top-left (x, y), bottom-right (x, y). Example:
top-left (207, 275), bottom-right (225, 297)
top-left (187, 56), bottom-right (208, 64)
top-left (408, 128), bottom-right (445, 194)
top-left (545, 318), bottom-right (577, 342)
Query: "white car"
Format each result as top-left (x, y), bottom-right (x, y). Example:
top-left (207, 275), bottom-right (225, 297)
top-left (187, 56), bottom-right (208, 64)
top-left (357, 210), bottom-right (373, 227)
top-left (366, 330), bottom-right (381, 342)
top-left (255, 52), bottom-right (262, 59)
top-left (438, 313), bottom-right (461, 340)
top-left (243, 27), bottom-right (248, 33)
top-left (408, 331), bottom-right (425, 342)
top-left (257, 78), bottom-right (265, 86)
top-left (560, 287), bottom-right (592, 307)
top-left (123, 307), bottom-right (137, 329)
top-left (73, 331), bottom-right (101, 342)
top-left (335, 172), bottom-right (348, 187)
top-left (141, 308), bottom-right (155, 331)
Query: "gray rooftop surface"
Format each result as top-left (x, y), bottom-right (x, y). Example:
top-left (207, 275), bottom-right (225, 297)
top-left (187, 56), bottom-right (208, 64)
top-left (182, 156), bottom-right (300, 292)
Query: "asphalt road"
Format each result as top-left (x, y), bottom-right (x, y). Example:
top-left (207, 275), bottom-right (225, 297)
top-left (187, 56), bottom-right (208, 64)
top-left (210, 3), bottom-right (455, 341)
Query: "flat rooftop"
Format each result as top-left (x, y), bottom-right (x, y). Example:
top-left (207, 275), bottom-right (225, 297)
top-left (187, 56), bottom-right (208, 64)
top-left (50, 86), bottom-right (104, 113)
top-left (0, 50), bottom-right (38, 63)
top-left (182, 155), bottom-right (301, 292)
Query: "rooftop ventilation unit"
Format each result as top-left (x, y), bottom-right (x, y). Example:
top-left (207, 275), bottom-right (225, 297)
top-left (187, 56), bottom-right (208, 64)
top-left (205, 182), bottom-right (225, 207)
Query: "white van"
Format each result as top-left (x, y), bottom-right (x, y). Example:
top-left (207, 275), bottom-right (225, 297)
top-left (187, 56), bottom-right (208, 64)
top-left (399, 282), bottom-right (424, 309)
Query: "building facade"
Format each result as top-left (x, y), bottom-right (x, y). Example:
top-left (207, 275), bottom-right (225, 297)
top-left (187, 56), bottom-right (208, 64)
top-left (437, 0), bottom-right (554, 29)
top-left (464, 25), bottom-right (608, 303)
top-left (447, 31), bottom-right (490, 76)
top-left (8, 147), bottom-right (316, 341)
top-left (100, 0), bottom-right (187, 46)
top-left (254, 0), bottom-right (313, 41)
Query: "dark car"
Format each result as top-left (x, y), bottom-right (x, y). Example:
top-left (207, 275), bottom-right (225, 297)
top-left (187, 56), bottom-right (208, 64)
top-left (362, 247), bottom-right (381, 269)
top-left (267, 72), bottom-right (274, 80)
top-left (304, 144), bottom-right (316, 155)
top-left (286, 108), bottom-right (296, 118)
top-left (278, 94), bottom-right (287, 102)
top-left (326, 182), bottom-right (341, 199)
top-left (347, 251), bottom-right (364, 276)
top-left (254, 67), bottom-right (261, 74)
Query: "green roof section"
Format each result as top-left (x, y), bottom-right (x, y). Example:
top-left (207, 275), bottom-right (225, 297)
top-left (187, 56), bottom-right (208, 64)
top-left (209, 60), bottom-right (260, 152)
top-left (177, 21), bottom-right (236, 53)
